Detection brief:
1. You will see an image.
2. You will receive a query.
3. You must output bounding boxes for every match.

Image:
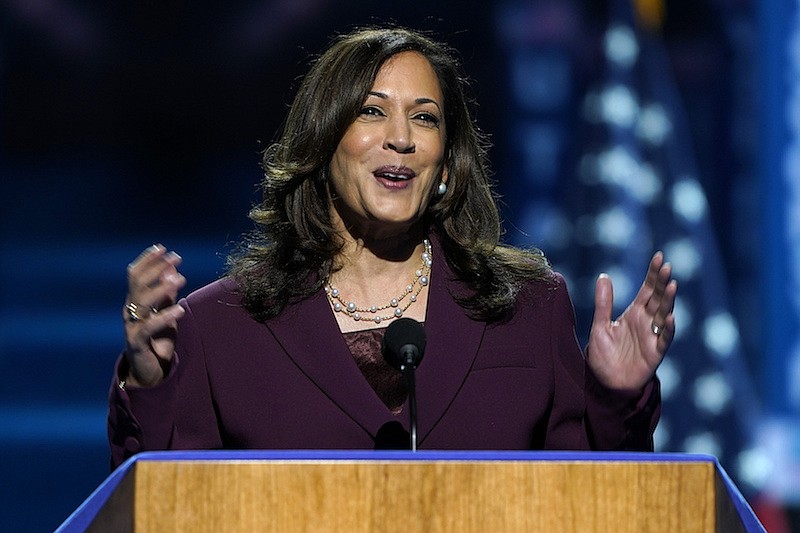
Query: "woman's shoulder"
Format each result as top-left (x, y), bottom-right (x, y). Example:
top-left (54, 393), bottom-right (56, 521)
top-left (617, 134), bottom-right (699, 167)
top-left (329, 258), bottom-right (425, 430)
top-left (517, 269), bottom-right (566, 301)
top-left (485, 271), bottom-right (572, 329)
top-left (182, 276), bottom-right (243, 310)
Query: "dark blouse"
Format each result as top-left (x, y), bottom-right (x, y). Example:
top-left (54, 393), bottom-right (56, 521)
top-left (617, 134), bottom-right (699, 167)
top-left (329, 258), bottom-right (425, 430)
top-left (342, 328), bottom-right (407, 414)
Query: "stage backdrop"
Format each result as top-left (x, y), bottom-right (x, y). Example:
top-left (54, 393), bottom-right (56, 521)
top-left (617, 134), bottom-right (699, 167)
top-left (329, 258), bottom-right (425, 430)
top-left (0, 0), bottom-right (795, 530)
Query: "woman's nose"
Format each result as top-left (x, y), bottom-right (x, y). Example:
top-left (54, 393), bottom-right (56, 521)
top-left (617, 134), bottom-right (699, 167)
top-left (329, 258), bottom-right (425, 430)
top-left (383, 118), bottom-right (415, 154)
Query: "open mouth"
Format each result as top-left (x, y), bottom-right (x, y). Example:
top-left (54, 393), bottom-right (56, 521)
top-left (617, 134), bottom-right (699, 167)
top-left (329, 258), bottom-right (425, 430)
top-left (376, 172), bottom-right (411, 181)
top-left (374, 166), bottom-right (416, 181)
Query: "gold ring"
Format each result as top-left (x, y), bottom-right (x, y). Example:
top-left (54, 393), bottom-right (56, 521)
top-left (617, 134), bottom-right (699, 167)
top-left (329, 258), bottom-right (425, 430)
top-left (126, 302), bottom-right (142, 322)
top-left (126, 302), bottom-right (158, 322)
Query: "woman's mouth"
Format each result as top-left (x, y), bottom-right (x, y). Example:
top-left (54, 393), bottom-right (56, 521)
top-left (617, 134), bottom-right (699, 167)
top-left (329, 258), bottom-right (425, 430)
top-left (374, 166), bottom-right (416, 189)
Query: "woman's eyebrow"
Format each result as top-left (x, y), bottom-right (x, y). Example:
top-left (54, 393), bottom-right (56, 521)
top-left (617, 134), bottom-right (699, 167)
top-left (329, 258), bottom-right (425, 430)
top-left (367, 91), bottom-right (442, 110)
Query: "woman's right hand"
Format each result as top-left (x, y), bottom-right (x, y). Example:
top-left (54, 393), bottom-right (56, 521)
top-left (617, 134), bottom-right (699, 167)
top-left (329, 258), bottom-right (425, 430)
top-left (122, 244), bottom-right (186, 388)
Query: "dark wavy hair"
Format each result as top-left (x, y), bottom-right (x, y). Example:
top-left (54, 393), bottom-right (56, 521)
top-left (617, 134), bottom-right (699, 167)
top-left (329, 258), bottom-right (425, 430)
top-left (227, 26), bottom-right (552, 322)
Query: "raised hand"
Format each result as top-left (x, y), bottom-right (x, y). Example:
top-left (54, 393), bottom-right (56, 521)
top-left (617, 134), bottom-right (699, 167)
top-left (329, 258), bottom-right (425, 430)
top-left (122, 245), bottom-right (186, 387)
top-left (585, 252), bottom-right (677, 392)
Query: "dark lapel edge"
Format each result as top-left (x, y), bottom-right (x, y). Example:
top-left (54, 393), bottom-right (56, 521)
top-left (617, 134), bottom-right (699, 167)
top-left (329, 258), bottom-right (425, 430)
top-left (262, 290), bottom-right (393, 437)
top-left (416, 236), bottom-right (486, 443)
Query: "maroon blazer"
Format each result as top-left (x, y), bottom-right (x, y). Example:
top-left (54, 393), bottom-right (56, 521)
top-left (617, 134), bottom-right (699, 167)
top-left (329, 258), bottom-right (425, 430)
top-left (108, 243), bottom-right (660, 467)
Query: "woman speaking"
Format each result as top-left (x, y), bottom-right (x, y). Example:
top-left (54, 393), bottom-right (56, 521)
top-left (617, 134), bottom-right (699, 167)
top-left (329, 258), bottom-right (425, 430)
top-left (109, 26), bottom-right (676, 468)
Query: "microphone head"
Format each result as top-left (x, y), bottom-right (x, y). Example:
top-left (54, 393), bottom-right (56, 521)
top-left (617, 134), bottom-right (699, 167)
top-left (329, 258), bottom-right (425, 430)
top-left (382, 317), bottom-right (426, 370)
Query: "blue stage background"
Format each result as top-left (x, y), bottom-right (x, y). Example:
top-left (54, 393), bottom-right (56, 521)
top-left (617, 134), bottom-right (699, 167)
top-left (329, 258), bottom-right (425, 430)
top-left (1, 1), bottom-right (798, 530)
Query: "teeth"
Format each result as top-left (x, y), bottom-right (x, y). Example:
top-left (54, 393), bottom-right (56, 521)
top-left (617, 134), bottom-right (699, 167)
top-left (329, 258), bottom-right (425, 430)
top-left (378, 172), bottom-right (409, 180)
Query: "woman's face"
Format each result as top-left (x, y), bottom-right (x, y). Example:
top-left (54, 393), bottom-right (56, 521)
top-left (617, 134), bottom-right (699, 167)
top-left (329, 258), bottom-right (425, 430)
top-left (328, 51), bottom-right (448, 239)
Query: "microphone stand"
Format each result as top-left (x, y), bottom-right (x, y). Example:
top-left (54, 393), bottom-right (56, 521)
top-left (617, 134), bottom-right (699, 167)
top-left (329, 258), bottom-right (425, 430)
top-left (401, 361), bottom-right (418, 451)
top-left (383, 319), bottom-right (426, 453)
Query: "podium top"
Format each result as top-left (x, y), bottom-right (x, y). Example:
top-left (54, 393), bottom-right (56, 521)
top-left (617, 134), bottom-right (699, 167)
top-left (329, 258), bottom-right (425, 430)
top-left (57, 451), bottom-right (765, 533)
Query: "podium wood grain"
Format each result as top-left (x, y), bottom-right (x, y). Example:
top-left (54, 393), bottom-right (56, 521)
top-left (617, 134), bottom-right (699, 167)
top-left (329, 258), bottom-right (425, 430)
top-left (101, 459), bottom-right (740, 532)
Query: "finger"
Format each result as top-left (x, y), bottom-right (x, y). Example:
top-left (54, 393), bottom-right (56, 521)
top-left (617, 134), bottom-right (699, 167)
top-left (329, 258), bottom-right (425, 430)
top-left (646, 261), bottom-right (673, 316)
top-left (125, 303), bottom-right (185, 352)
top-left (592, 273), bottom-right (614, 330)
top-left (129, 251), bottom-right (182, 293)
top-left (128, 249), bottom-right (184, 306)
top-left (127, 244), bottom-right (168, 278)
top-left (655, 312), bottom-right (677, 358)
top-left (135, 270), bottom-right (187, 312)
top-left (652, 279), bottom-right (677, 334)
top-left (639, 252), bottom-right (670, 313)
top-left (643, 251), bottom-right (664, 288)
top-left (123, 244), bottom-right (186, 336)
top-left (143, 303), bottom-right (185, 334)
top-left (154, 270), bottom-right (187, 309)
top-left (128, 245), bottom-right (181, 283)
top-left (123, 270), bottom-right (186, 324)
top-left (124, 306), bottom-right (181, 387)
top-left (632, 252), bottom-right (663, 309)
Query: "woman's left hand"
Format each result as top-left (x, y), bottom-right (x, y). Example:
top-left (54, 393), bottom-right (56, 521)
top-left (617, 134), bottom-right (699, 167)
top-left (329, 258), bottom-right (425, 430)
top-left (586, 252), bottom-right (677, 392)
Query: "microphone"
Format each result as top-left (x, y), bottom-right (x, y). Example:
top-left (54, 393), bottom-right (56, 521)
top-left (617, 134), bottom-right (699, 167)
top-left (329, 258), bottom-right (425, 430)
top-left (382, 318), bottom-right (426, 451)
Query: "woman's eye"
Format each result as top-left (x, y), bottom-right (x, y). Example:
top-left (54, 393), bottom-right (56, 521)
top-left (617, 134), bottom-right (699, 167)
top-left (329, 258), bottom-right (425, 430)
top-left (359, 106), bottom-right (384, 117)
top-left (414, 113), bottom-right (441, 127)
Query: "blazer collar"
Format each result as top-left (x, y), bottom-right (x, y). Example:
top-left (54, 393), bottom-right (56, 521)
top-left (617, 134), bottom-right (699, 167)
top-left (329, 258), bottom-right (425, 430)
top-left (263, 234), bottom-right (486, 444)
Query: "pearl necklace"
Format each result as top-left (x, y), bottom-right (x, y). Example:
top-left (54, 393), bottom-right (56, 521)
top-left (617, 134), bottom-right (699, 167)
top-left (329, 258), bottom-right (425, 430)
top-left (325, 239), bottom-right (432, 324)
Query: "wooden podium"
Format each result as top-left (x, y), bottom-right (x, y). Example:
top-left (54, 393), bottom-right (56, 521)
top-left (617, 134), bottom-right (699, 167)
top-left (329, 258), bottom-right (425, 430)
top-left (56, 451), bottom-right (765, 532)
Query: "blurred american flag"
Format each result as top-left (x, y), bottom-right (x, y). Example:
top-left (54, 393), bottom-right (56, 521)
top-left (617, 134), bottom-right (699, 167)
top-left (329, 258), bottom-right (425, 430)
top-left (495, 0), bottom-right (767, 495)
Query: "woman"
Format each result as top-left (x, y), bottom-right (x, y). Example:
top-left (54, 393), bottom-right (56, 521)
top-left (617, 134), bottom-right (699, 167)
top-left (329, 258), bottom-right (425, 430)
top-left (109, 27), bottom-right (676, 467)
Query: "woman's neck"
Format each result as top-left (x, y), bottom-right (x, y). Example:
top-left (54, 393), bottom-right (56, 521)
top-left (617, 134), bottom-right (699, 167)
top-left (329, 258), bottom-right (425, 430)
top-left (328, 230), bottom-right (432, 332)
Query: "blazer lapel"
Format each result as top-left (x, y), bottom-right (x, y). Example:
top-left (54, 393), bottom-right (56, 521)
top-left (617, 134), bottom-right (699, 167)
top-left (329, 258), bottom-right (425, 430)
top-left (263, 290), bottom-right (392, 436)
top-left (415, 237), bottom-right (486, 444)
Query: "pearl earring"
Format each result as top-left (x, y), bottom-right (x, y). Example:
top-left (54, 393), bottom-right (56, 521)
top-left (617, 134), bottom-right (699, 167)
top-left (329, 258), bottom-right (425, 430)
top-left (437, 182), bottom-right (447, 195)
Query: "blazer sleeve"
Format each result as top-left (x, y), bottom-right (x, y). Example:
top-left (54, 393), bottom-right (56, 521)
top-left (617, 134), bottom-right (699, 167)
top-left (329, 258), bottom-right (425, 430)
top-left (584, 367), bottom-right (661, 450)
top-left (107, 298), bottom-right (223, 468)
top-left (545, 273), bottom-right (660, 451)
